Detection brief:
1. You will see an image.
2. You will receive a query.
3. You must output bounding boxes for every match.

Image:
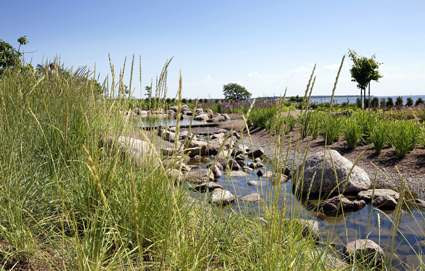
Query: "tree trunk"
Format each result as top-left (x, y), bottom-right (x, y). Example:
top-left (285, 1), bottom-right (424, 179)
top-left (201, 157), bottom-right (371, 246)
top-left (368, 82), bottom-right (371, 109)
top-left (360, 88), bottom-right (364, 109)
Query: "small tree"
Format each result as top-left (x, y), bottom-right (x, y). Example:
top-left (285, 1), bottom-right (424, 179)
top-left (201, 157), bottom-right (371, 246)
top-left (415, 98), bottom-right (424, 106)
top-left (406, 97), bottom-right (414, 107)
top-left (395, 96), bottom-right (403, 107)
top-left (0, 39), bottom-right (22, 75)
top-left (17, 36), bottom-right (28, 53)
top-left (223, 83), bottom-right (251, 101)
top-left (348, 50), bottom-right (382, 109)
top-left (386, 97), bottom-right (394, 108)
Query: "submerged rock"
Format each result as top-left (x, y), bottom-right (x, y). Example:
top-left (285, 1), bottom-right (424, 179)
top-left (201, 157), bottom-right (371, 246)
top-left (345, 239), bottom-right (384, 267)
top-left (248, 147), bottom-right (265, 159)
top-left (247, 180), bottom-right (262, 186)
top-left (297, 150), bottom-right (371, 197)
top-left (239, 192), bottom-right (261, 202)
top-left (192, 182), bottom-right (223, 193)
top-left (211, 189), bottom-right (236, 205)
top-left (318, 195), bottom-right (366, 216)
top-left (358, 188), bottom-right (399, 210)
top-left (297, 219), bottom-right (320, 241)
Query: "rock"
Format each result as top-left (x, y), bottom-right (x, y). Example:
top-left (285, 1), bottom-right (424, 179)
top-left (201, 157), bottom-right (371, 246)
top-left (415, 199), bottom-right (425, 208)
top-left (194, 113), bottom-right (209, 121)
top-left (243, 166), bottom-right (253, 172)
top-left (206, 109), bottom-right (214, 117)
top-left (281, 175), bottom-right (289, 182)
top-left (248, 180), bottom-right (262, 186)
top-left (239, 192), bottom-right (261, 202)
top-left (102, 136), bottom-right (157, 167)
top-left (228, 159), bottom-right (241, 171)
top-left (186, 168), bottom-right (215, 184)
top-left (257, 169), bottom-right (272, 178)
top-left (191, 155), bottom-right (203, 163)
top-left (227, 171), bottom-right (248, 177)
top-left (223, 113), bottom-right (231, 120)
top-left (358, 189), bottom-right (400, 201)
top-left (192, 182), bottom-right (223, 193)
top-left (372, 195), bottom-right (398, 210)
top-left (318, 195), bottom-right (366, 216)
top-left (358, 189), bottom-right (399, 210)
top-left (297, 150), bottom-right (371, 197)
top-left (195, 108), bottom-right (204, 115)
top-left (167, 169), bottom-right (184, 182)
top-left (184, 110), bottom-right (193, 116)
top-left (159, 129), bottom-right (176, 142)
top-left (248, 148), bottom-right (265, 159)
top-left (297, 219), bottom-right (320, 240)
top-left (345, 239), bottom-right (384, 267)
top-left (211, 132), bottom-right (226, 140)
top-left (211, 189), bottom-right (235, 205)
top-left (209, 163), bottom-right (223, 178)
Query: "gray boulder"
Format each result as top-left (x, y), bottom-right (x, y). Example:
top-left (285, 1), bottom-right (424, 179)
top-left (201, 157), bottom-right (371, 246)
top-left (318, 195), bottom-right (366, 216)
top-left (239, 192), bottom-right (261, 202)
top-left (345, 239), bottom-right (384, 267)
top-left (211, 189), bottom-right (236, 205)
top-left (297, 150), bottom-right (371, 196)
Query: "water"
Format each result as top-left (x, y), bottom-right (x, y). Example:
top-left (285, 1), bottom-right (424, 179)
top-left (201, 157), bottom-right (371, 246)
top-left (309, 95), bottom-right (425, 105)
top-left (139, 117), bottom-right (206, 128)
top-left (210, 165), bottom-right (425, 270)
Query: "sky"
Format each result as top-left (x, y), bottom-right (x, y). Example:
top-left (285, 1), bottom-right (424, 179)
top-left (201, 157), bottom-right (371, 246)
top-left (1, 0), bottom-right (424, 98)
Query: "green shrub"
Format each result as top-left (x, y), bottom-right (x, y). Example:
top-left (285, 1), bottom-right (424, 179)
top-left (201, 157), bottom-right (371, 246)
top-left (248, 107), bottom-right (276, 129)
top-left (351, 111), bottom-right (377, 143)
top-left (406, 97), bottom-right (414, 107)
top-left (395, 96), bottom-right (404, 107)
top-left (386, 97), bottom-right (394, 108)
top-left (299, 111), bottom-right (322, 139)
top-left (369, 121), bottom-right (389, 154)
top-left (388, 120), bottom-right (420, 158)
top-left (415, 98), bottom-right (424, 106)
top-left (319, 113), bottom-right (342, 144)
top-left (344, 118), bottom-right (362, 149)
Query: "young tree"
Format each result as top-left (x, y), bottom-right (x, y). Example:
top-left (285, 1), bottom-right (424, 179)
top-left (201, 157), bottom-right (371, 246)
top-left (0, 39), bottom-right (22, 75)
top-left (406, 97), bottom-right (414, 107)
top-left (415, 98), bottom-right (424, 106)
top-left (17, 35), bottom-right (28, 53)
top-left (348, 50), bottom-right (382, 109)
top-left (223, 83), bottom-right (251, 101)
top-left (395, 96), bottom-right (404, 107)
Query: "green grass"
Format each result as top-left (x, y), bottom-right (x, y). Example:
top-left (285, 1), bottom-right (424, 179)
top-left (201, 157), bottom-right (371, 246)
top-left (0, 67), bottom-right (345, 270)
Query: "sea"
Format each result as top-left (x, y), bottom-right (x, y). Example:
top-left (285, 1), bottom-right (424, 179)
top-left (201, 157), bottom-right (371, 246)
top-left (309, 95), bottom-right (425, 105)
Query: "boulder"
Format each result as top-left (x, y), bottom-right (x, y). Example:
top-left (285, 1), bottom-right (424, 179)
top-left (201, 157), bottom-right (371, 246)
top-left (358, 188), bottom-right (399, 210)
top-left (102, 136), bottom-right (157, 167)
top-left (209, 163), bottom-right (223, 178)
top-left (227, 171), bottom-right (248, 177)
top-left (211, 189), bottom-right (235, 205)
top-left (297, 150), bottom-right (371, 197)
top-left (194, 113), bottom-right (210, 121)
top-left (358, 189), bottom-right (400, 201)
top-left (297, 219), bottom-right (320, 241)
top-left (318, 195), bottom-right (366, 216)
top-left (248, 180), bottom-right (262, 186)
top-left (257, 169), bottom-right (272, 178)
top-left (345, 239), bottom-right (384, 267)
top-left (185, 168), bottom-right (215, 184)
top-left (192, 182), bottom-right (223, 193)
top-left (248, 148), bottom-right (265, 159)
top-left (239, 192), bottom-right (261, 202)
top-left (223, 113), bottom-right (231, 120)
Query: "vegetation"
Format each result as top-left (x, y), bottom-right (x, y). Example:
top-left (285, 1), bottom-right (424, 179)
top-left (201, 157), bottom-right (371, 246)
top-left (348, 50), bottom-right (382, 109)
top-left (388, 120), bottom-right (419, 158)
top-left (0, 39), bottom-right (23, 74)
top-left (344, 118), bottom-right (362, 149)
top-left (223, 83), bottom-right (251, 101)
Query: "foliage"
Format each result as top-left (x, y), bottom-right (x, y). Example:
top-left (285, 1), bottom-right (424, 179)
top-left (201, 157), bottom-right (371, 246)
top-left (388, 120), bottom-right (419, 158)
top-left (248, 107), bottom-right (276, 129)
top-left (406, 97), bottom-right (414, 107)
top-left (0, 39), bottom-right (22, 74)
top-left (395, 96), bottom-right (404, 107)
top-left (319, 113), bottom-right (342, 144)
top-left (386, 97), bottom-right (394, 108)
top-left (223, 83), bottom-right (251, 101)
top-left (369, 121), bottom-right (389, 154)
top-left (344, 118), bottom-right (362, 149)
top-left (370, 97), bottom-right (379, 108)
top-left (415, 98), bottom-right (424, 106)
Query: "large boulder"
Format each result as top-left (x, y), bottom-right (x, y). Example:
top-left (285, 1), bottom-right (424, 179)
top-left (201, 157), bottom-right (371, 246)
top-left (102, 136), bottom-right (157, 167)
top-left (345, 239), bottom-right (384, 267)
top-left (211, 189), bottom-right (236, 205)
top-left (194, 113), bottom-right (210, 121)
top-left (297, 150), bottom-right (371, 197)
top-left (248, 148), bottom-right (265, 159)
top-left (239, 192), bottom-right (261, 202)
top-left (185, 168), bottom-right (215, 184)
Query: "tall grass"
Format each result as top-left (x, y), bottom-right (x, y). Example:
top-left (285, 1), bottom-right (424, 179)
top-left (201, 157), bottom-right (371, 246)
top-left (0, 65), bottom-right (341, 270)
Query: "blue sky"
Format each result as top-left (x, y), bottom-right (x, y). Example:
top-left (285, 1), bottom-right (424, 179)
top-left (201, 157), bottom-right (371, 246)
top-left (1, 0), bottom-right (424, 98)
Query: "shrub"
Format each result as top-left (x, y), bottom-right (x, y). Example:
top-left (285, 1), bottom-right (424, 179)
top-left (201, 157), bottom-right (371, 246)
top-left (299, 111), bottom-right (322, 139)
top-left (395, 96), bottom-right (404, 107)
top-left (351, 111), bottom-right (377, 143)
top-left (386, 97), bottom-right (394, 108)
top-left (369, 121), bottom-right (389, 154)
top-left (371, 97), bottom-right (379, 108)
top-left (344, 118), bottom-right (362, 149)
top-left (416, 98), bottom-right (424, 106)
top-left (388, 120), bottom-right (420, 158)
top-left (248, 107), bottom-right (276, 129)
top-left (406, 97), bottom-right (414, 107)
top-left (320, 113), bottom-right (342, 144)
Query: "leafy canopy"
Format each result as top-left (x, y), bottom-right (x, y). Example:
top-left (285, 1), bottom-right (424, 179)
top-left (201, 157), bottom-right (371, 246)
top-left (0, 39), bottom-right (22, 74)
top-left (223, 83), bottom-right (251, 101)
top-left (348, 50), bottom-right (382, 90)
